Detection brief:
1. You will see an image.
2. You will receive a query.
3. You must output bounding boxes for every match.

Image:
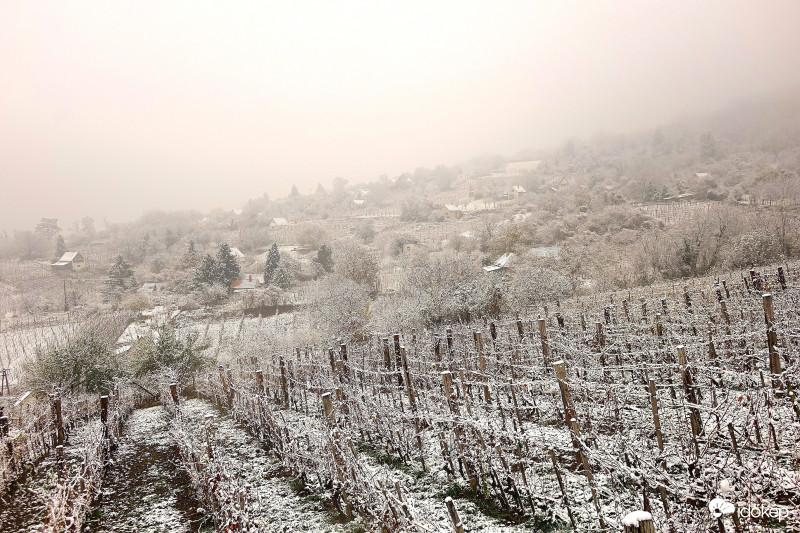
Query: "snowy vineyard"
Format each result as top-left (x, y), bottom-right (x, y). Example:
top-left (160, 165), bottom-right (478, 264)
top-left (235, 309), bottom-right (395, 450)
top-left (185, 265), bottom-right (799, 532)
top-left (0, 265), bottom-right (798, 532)
top-left (0, 383), bottom-right (142, 532)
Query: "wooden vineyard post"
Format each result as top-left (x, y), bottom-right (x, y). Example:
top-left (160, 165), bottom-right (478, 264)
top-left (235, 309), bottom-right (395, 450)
top-left (100, 395), bottom-right (109, 423)
top-left (393, 334), bottom-right (404, 386)
top-left (622, 511), bottom-right (655, 533)
top-left (255, 370), bottom-right (264, 394)
top-left (727, 423), bottom-right (743, 466)
top-left (442, 371), bottom-right (454, 413)
top-left (763, 294), bottom-right (781, 388)
top-left (508, 377), bottom-right (524, 429)
top-left (100, 395), bottom-right (110, 445)
top-left (400, 346), bottom-right (416, 409)
top-left (52, 396), bottom-right (64, 447)
top-left (553, 360), bottom-right (606, 530)
top-left (0, 368), bottom-right (9, 396)
top-left (169, 383), bottom-right (179, 404)
top-left (475, 331), bottom-right (490, 402)
top-left (442, 371), bottom-right (478, 492)
top-left (401, 346), bottom-right (426, 471)
top-left (778, 266), bottom-right (787, 290)
top-left (677, 346), bottom-right (702, 455)
top-left (219, 366), bottom-right (230, 406)
top-left (549, 449), bottom-right (577, 530)
top-left (444, 496), bottom-right (465, 533)
top-left (553, 361), bottom-right (575, 425)
top-left (279, 356), bottom-right (289, 406)
top-left (538, 317), bottom-right (551, 366)
top-left (648, 380), bottom-right (664, 452)
top-left (649, 379), bottom-right (671, 518)
top-left (321, 392), bottom-right (335, 424)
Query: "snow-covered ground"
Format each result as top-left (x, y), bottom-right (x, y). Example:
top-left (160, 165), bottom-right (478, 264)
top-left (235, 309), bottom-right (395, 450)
top-left (179, 398), bottom-right (354, 532)
top-left (90, 405), bottom-right (204, 533)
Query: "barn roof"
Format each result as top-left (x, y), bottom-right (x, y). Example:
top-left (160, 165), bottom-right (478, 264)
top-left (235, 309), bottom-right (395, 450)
top-left (58, 251), bottom-right (81, 262)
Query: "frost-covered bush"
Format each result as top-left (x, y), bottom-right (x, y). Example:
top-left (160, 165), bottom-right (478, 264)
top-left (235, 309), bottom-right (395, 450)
top-left (505, 265), bottom-right (572, 311)
top-left (25, 328), bottom-right (121, 394)
top-left (130, 323), bottom-right (213, 385)
top-left (334, 239), bottom-right (379, 288)
top-left (305, 274), bottom-right (371, 341)
top-left (726, 231), bottom-right (782, 268)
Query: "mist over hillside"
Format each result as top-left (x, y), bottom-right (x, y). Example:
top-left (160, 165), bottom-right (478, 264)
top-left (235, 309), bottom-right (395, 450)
top-left (2, 3), bottom-right (800, 532)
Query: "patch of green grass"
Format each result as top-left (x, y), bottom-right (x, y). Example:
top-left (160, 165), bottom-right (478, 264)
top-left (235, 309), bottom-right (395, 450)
top-left (356, 441), bottom-right (422, 476)
top-left (437, 482), bottom-right (569, 531)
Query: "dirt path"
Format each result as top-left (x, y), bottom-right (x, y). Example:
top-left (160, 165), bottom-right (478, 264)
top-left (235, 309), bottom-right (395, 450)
top-left (86, 406), bottom-right (205, 533)
top-left (179, 398), bottom-right (353, 532)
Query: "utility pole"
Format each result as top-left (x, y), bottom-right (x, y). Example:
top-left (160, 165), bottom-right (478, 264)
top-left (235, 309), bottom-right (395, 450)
top-left (63, 280), bottom-right (68, 312)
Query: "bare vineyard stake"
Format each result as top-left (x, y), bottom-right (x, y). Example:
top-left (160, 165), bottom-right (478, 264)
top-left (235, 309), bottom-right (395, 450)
top-left (169, 383), bottom-right (179, 405)
top-left (321, 392), bottom-right (335, 423)
top-left (727, 423), bottom-right (742, 466)
top-left (538, 318), bottom-right (551, 366)
top-left (622, 511), bottom-right (656, 533)
top-left (762, 294), bottom-right (781, 388)
top-left (549, 449), bottom-right (577, 530)
top-left (444, 496), bottom-right (465, 533)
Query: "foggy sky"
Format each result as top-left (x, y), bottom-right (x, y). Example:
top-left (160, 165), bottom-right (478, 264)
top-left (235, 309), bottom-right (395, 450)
top-left (1, 1), bottom-right (800, 232)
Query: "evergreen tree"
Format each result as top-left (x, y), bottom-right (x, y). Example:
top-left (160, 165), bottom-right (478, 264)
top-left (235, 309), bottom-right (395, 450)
top-left (108, 255), bottom-right (136, 290)
top-left (315, 243), bottom-right (334, 273)
top-left (216, 243), bottom-right (241, 288)
top-left (264, 243), bottom-right (281, 284)
top-left (163, 228), bottom-right (178, 247)
top-left (194, 254), bottom-right (218, 286)
top-left (290, 184), bottom-right (300, 197)
top-left (700, 132), bottom-right (717, 160)
top-left (131, 324), bottom-right (212, 384)
top-left (54, 235), bottom-right (66, 259)
top-left (181, 240), bottom-right (199, 268)
top-left (273, 266), bottom-right (291, 289)
top-left (35, 218), bottom-right (61, 239)
top-left (137, 232), bottom-right (152, 260)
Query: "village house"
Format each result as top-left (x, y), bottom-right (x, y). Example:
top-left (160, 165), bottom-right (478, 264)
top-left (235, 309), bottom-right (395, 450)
top-left (229, 247), bottom-right (246, 259)
top-left (51, 251), bottom-right (87, 272)
top-left (400, 241), bottom-right (424, 254)
top-left (507, 185), bottom-right (527, 199)
top-left (440, 204), bottom-right (464, 220)
top-left (231, 274), bottom-right (260, 293)
top-left (138, 282), bottom-right (167, 293)
top-left (483, 252), bottom-right (514, 273)
top-left (269, 218), bottom-right (289, 227)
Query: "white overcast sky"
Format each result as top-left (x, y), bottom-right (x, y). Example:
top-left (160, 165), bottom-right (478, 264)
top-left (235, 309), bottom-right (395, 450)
top-left (1, 1), bottom-right (800, 231)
